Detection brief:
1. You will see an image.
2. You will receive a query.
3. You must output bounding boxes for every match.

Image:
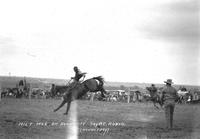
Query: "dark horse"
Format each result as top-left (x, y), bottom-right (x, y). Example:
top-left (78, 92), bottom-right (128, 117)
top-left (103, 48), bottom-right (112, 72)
top-left (53, 76), bottom-right (107, 115)
top-left (146, 87), bottom-right (163, 109)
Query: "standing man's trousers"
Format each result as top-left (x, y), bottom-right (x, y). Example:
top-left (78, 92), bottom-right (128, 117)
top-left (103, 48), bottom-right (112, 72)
top-left (164, 101), bottom-right (175, 129)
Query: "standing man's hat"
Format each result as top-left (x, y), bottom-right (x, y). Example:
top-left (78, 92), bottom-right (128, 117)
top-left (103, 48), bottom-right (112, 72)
top-left (164, 79), bottom-right (173, 84)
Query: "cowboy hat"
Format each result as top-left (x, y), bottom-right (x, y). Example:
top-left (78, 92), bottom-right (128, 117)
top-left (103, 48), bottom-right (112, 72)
top-left (164, 79), bottom-right (173, 84)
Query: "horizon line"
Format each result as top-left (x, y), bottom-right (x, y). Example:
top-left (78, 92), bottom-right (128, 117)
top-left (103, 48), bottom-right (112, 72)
top-left (0, 74), bottom-right (199, 87)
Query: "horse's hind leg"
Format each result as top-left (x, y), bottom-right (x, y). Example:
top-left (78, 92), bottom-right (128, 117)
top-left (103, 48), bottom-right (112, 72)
top-left (64, 101), bottom-right (71, 115)
top-left (54, 99), bottom-right (67, 112)
top-left (100, 88), bottom-right (107, 98)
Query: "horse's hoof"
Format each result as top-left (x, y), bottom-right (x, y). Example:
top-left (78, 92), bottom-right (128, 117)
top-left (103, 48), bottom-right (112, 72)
top-left (53, 109), bottom-right (57, 112)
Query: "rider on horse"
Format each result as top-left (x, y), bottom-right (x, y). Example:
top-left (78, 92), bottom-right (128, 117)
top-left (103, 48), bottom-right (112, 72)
top-left (149, 84), bottom-right (158, 97)
top-left (69, 66), bottom-right (87, 89)
top-left (71, 66), bottom-right (86, 82)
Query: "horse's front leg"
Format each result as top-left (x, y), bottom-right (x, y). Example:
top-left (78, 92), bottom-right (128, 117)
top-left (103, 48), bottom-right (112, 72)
top-left (159, 101), bottom-right (164, 108)
top-left (63, 101), bottom-right (72, 115)
top-left (100, 88), bottom-right (107, 98)
top-left (153, 102), bottom-right (160, 109)
top-left (54, 99), bottom-right (67, 112)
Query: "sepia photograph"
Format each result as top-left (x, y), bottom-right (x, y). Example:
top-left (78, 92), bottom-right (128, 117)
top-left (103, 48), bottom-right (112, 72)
top-left (0, 0), bottom-right (199, 138)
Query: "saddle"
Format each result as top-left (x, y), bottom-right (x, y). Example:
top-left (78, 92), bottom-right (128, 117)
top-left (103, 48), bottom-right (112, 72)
top-left (67, 80), bottom-right (81, 91)
top-left (67, 72), bottom-right (87, 91)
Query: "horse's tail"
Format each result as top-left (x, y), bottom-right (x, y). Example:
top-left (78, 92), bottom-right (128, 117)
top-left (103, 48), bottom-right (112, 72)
top-left (93, 76), bottom-right (105, 87)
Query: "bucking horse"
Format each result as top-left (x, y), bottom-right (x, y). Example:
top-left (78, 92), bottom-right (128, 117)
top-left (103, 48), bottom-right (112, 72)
top-left (53, 76), bottom-right (107, 115)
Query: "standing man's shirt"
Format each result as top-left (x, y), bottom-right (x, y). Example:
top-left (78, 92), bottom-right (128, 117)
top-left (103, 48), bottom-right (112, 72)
top-left (161, 85), bottom-right (178, 103)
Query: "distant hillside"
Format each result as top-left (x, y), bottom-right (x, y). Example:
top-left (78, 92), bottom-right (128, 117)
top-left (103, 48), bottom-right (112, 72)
top-left (0, 75), bottom-right (199, 91)
top-left (105, 81), bottom-right (200, 91)
top-left (0, 76), bottom-right (66, 89)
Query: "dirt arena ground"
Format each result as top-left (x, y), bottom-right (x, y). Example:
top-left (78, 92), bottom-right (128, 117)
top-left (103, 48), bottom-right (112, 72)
top-left (0, 98), bottom-right (200, 139)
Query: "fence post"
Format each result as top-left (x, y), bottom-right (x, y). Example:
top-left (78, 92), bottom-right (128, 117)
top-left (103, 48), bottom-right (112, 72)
top-left (28, 85), bottom-right (32, 100)
top-left (127, 88), bottom-right (130, 103)
top-left (0, 83), bottom-right (1, 101)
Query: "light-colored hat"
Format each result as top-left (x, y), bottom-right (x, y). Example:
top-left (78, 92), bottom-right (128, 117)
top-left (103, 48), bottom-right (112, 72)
top-left (164, 79), bottom-right (173, 84)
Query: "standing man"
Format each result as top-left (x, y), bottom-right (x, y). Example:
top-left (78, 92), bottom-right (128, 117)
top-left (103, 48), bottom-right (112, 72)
top-left (50, 84), bottom-right (56, 98)
top-left (161, 79), bottom-right (178, 129)
top-left (18, 80), bottom-right (24, 97)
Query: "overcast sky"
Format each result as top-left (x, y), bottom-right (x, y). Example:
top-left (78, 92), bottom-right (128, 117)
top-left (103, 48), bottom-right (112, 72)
top-left (0, 0), bottom-right (199, 85)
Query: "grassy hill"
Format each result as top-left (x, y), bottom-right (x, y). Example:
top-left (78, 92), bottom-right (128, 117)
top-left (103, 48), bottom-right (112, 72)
top-left (0, 76), bottom-right (66, 90)
top-left (0, 75), bottom-right (199, 91)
